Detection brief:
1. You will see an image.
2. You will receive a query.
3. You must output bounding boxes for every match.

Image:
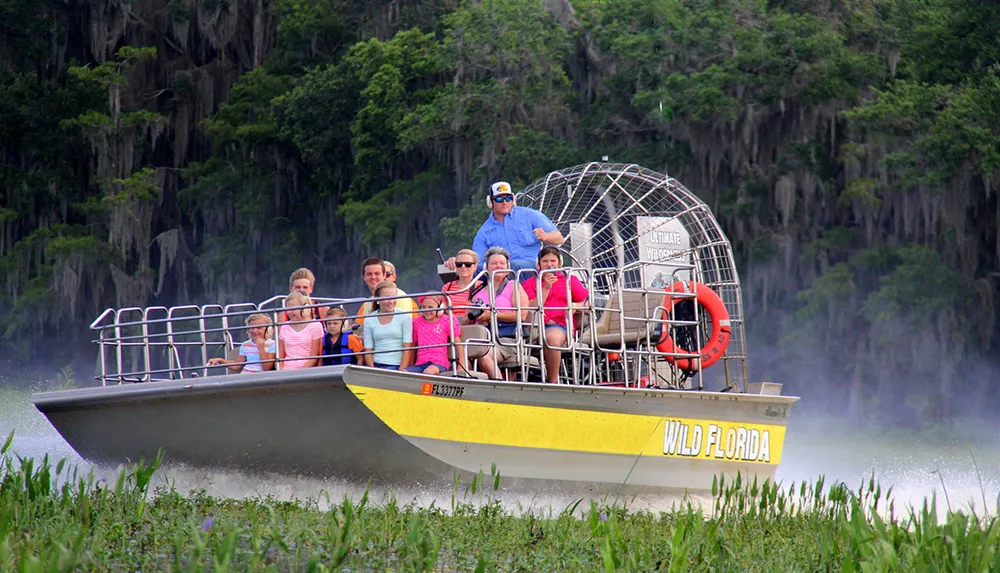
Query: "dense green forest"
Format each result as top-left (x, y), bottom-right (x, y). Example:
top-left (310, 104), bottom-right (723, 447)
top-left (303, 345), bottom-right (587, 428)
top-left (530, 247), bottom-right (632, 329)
top-left (2, 0), bottom-right (998, 422)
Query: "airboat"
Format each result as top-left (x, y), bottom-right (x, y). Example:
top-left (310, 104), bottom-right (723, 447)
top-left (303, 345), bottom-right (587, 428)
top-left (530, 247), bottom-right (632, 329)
top-left (33, 163), bottom-right (797, 493)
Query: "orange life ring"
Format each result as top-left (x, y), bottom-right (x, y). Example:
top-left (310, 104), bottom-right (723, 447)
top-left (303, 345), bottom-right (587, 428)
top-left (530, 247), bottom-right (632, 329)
top-left (656, 281), bottom-right (731, 371)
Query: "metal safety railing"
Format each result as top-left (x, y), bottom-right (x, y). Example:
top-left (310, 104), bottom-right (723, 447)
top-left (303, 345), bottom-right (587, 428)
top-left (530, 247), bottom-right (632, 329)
top-left (89, 264), bottom-right (747, 392)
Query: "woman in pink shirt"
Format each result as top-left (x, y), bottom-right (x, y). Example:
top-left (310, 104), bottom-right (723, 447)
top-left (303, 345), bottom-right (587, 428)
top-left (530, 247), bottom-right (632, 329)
top-left (521, 247), bottom-right (589, 383)
top-left (278, 291), bottom-right (324, 369)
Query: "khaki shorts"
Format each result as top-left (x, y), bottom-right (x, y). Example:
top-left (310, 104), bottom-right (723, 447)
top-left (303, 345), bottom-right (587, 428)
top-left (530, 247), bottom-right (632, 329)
top-left (494, 338), bottom-right (519, 361)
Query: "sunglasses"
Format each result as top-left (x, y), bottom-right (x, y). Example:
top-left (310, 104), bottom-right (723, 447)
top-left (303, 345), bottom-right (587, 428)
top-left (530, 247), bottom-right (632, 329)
top-left (493, 195), bottom-right (514, 203)
top-left (455, 261), bottom-right (476, 268)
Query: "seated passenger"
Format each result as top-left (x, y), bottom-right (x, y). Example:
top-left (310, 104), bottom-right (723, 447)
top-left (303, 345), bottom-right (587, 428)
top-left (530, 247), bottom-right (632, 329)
top-left (408, 294), bottom-right (464, 375)
top-left (442, 249), bottom-right (486, 325)
top-left (383, 260), bottom-right (399, 282)
top-left (208, 313), bottom-right (276, 373)
top-left (362, 281), bottom-right (414, 370)
top-left (278, 291), bottom-right (324, 369)
top-left (279, 268), bottom-right (329, 322)
top-left (470, 247), bottom-right (530, 379)
top-left (322, 308), bottom-right (364, 366)
top-left (521, 246), bottom-right (590, 383)
top-left (356, 257), bottom-right (417, 325)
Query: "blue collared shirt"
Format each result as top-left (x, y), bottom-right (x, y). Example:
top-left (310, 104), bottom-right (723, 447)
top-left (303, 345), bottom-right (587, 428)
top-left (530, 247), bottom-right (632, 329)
top-left (472, 206), bottom-right (557, 265)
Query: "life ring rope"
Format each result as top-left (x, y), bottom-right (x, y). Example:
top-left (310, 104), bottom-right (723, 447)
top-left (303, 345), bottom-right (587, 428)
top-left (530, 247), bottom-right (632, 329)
top-left (655, 281), bottom-right (732, 372)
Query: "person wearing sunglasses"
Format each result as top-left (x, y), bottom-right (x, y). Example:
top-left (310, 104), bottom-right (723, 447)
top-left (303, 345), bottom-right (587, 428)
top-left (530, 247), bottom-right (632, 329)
top-left (443, 249), bottom-right (486, 325)
top-left (446, 181), bottom-right (564, 275)
top-left (382, 260), bottom-right (398, 281)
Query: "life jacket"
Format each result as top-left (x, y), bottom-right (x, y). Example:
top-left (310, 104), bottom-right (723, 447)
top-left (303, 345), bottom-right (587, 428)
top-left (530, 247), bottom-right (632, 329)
top-left (322, 332), bottom-right (354, 366)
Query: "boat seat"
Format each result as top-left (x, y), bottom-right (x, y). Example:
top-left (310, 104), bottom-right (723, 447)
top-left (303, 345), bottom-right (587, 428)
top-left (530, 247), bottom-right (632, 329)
top-left (498, 356), bottom-right (540, 370)
top-left (447, 370), bottom-right (488, 380)
top-left (579, 288), bottom-right (664, 351)
top-left (523, 311), bottom-right (593, 350)
top-left (459, 324), bottom-right (538, 379)
top-left (440, 325), bottom-right (490, 380)
top-left (460, 325), bottom-right (492, 360)
top-left (458, 325), bottom-right (519, 373)
top-left (496, 337), bottom-right (540, 371)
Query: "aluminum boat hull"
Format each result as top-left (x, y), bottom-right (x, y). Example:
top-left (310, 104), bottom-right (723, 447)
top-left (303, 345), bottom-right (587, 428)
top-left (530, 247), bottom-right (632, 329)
top-left (33, 366), bottom-right (797, 492)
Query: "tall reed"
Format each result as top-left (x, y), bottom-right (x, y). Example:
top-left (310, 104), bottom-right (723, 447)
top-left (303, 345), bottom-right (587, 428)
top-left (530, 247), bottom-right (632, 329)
top-left (2, 432), bottom-right (998, 571)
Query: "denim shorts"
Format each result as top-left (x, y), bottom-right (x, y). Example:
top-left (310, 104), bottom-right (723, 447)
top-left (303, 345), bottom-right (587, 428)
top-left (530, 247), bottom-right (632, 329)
top-left (373, 363), bottom-right (399, 370)
top-left (406, 362), bottom-right (450, 374)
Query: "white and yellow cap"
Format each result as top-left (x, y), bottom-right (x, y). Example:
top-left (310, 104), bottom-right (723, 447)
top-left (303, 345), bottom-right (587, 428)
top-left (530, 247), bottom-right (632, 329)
top-left (489, 181), bottom-right (514, 199)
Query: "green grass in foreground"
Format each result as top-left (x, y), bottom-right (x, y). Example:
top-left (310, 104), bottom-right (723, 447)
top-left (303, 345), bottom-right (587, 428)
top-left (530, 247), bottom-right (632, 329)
top-left (2, 433), bottom-right (1000, 572)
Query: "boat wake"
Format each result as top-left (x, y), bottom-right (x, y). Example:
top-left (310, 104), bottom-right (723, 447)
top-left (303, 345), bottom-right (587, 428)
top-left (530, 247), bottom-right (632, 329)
top-left (778, 419), bottom-right (1000, 517)
top-left (141, 462), bottom-right (717, 516)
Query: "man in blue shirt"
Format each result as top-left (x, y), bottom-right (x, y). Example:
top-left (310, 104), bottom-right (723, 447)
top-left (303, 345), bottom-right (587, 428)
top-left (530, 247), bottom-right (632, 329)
top-left (447, 181), bottom-right (564, 273)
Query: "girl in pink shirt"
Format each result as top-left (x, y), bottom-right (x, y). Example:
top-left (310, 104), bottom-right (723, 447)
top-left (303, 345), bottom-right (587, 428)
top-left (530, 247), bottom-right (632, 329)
top-left (407, 294), bottom-right (465, 375)
top-left (278, 291), bottom-right (324, 369)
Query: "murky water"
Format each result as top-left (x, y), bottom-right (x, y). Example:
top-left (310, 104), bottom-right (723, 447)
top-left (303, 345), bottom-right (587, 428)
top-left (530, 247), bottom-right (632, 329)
top-left (4, 386), bottom-right (999, 516)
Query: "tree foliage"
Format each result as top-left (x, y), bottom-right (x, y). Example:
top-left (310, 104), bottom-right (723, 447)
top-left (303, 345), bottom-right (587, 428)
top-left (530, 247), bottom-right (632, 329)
top-left (0, 0), bottom-right (998, 422)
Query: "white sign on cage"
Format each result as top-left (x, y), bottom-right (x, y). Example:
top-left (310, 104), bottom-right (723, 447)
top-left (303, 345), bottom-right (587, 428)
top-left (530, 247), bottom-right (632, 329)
top-left (567, 222), bottom-right (592, 271)
top-left (636, 216), bottom-right (691, 288)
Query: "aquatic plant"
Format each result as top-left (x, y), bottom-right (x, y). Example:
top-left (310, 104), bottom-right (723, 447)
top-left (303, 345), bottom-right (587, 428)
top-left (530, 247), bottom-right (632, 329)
top-left (2, 432), bottom-right (1000, 571)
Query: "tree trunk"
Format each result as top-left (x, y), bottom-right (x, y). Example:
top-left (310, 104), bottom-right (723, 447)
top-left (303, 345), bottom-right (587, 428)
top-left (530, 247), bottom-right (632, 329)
top-left (847, 336), bottom-right (866, 420)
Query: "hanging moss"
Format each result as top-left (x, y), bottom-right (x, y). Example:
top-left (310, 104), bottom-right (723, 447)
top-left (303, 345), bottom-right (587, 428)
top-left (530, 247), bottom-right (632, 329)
top-left (0, 0), bottom-right (999, 421)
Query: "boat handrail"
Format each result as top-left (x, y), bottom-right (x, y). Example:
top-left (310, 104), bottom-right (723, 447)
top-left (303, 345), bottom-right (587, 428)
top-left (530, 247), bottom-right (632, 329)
top-left (92, 297), bottom-right (352, 333)
top-left (90, 307), bottom-right (117, 330)
top-left (87, 264), bottom-right (745, 391)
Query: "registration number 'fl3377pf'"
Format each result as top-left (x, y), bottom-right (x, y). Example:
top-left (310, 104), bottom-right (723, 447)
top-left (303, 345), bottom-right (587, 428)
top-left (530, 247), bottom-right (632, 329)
top-left (420, 383), bottom-right (465, 398)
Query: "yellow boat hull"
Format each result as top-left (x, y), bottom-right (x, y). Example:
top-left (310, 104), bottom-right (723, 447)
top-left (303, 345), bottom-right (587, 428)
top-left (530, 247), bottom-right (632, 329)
top-left (345, 367), bottom-right (793, 490)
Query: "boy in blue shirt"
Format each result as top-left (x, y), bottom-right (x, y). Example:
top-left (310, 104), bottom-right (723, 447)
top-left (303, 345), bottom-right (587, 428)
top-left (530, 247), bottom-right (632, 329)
top-left (321, 308), bottom-right (365, 366)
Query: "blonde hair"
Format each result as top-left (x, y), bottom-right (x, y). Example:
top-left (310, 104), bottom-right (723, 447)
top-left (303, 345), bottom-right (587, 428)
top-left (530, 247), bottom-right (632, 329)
top-left (245, 313), bottom-right (273, 338)
top-left (373, 280), bottom-right (397, 298)
top-left (284, 291), bottom-right (314, 319)
top-left (455, 249), bottom-right (479, 265)
top-left (288, 268), bottom-right (316, 289)
top-left (246, 313), bottom-right (271, 326)
top-left (383, 261), bottom-right (396, 276)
